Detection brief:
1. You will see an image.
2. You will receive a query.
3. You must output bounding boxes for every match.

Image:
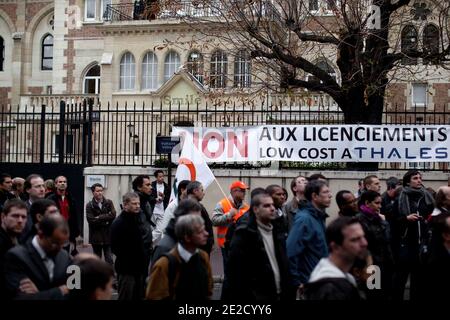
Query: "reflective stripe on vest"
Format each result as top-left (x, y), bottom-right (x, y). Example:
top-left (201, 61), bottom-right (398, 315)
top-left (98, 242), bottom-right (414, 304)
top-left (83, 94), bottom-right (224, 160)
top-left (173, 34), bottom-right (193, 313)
top-left (216, 198), bottom-right (249, 248)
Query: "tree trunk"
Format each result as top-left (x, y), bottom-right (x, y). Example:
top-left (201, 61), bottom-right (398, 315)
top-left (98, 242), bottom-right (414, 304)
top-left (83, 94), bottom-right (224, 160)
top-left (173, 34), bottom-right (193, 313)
top-left (339, 86), bottom-right (386, 171)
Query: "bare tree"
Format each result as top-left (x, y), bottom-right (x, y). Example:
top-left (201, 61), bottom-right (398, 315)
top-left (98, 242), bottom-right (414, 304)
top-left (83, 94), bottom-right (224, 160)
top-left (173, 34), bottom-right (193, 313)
top-left (154, 0), bottom-right (450, 124)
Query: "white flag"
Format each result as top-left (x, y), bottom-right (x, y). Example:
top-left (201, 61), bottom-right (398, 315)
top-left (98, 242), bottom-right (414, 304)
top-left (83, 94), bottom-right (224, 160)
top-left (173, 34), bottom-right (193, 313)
top-left (168, 137), bottom-right (215, 204)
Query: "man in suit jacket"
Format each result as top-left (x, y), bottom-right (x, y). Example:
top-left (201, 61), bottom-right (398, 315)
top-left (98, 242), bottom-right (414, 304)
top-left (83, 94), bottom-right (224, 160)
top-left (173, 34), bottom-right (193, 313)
top-left (4, 214), bottom-right (71, 300)
top-left (0, 199), bottom-right (28, 299)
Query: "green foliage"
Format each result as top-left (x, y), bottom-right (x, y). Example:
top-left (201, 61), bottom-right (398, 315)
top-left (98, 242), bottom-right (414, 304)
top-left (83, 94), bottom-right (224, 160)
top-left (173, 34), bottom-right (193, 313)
top-left (154, 157), bottom-right (169, 167)
top-left (280, 162), bottom-right (346, 170)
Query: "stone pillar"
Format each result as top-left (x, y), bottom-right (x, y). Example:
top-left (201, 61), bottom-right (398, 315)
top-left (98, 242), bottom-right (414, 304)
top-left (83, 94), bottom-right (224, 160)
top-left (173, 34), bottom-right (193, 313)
top-left (52, 0), bottom-right (69, 94)
top-left (10, 1), bottom-right (25, 108)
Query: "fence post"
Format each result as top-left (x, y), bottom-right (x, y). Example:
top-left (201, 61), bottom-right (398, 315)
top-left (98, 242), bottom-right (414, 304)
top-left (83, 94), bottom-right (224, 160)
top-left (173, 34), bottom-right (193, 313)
top-left (40, 105), bottom-right (46, 164)
top-left (87, 98), bottom-right (93, 166)
top-left (58, 101), bottom-right (66, 164)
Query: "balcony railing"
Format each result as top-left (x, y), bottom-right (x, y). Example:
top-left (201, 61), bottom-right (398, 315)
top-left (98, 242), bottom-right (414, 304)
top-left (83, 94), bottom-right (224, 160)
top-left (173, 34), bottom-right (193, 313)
top-left (103, 1), bottom-right (282, 22)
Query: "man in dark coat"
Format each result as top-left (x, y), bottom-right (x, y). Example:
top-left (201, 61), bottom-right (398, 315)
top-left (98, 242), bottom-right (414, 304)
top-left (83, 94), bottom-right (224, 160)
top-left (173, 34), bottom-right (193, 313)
top-left (110, 192), bottom-right (147, 300)
top-left (422, 213), bottom-right (450, 300)
top-left (391, 170), bottom-right (435, 300)
top-left (305, 216), bottom-right (368, 300)
top-left (4, 214), bottom-right (71, 300)
top-left (47, 176), bottom-right (80, 255)
top-left (132, 175), bottom-right (155, 269)
top-left (0, 200), bottom-right (28, 299)
top-left (381, 176), bottom-right (401, 222)
top-left (0, 173), bottom-right (15, 212)
top-left (86, 183), bottom-right (116, 265)
top-left (227, 193), bottom-right (294, 300)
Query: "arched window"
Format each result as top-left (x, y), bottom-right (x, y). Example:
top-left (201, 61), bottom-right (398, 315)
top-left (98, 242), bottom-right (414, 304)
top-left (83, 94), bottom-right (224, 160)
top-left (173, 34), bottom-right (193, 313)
top-left (187, 51), bottom-right (204, 84)
top-left (401, 25), bottom-right (418, 65)
top-left (164, 51), bottom-right (180, 82)
top-left (0, 36), bottom-right (4, 72)
top-left (423, 24), bottom-right (439, 65)
top-left (83, 64), bottom-right (101, 94)
top-left (234, 50), bottom-right (251, 88)
top-left (210, 50), bottom-right (227, 88)
top-left (41, 34), bottom-right (53, 70)
top-left (120, 52), bottom-right (135, 90)
top-left (142, 51), bottom-right (158, 90)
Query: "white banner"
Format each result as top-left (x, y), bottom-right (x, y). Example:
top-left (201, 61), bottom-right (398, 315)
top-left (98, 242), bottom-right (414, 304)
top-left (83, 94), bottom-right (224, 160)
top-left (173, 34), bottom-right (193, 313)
top-left (172, 125), bottom-right (450, 163)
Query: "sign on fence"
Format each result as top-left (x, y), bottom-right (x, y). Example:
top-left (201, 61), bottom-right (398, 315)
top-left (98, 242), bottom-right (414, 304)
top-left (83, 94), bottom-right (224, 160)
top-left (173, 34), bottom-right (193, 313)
top-left (172, 125), bottom-right (450, 163)
top-left (156, 136), bottom-right (181, 154)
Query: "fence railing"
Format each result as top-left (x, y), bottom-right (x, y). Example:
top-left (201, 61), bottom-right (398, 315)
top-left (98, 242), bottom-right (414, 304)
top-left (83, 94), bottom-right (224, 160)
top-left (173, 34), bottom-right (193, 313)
top-left (103, 1), bottom-right (281, 22)
top-left (0, 101), bottom-right (449, 171)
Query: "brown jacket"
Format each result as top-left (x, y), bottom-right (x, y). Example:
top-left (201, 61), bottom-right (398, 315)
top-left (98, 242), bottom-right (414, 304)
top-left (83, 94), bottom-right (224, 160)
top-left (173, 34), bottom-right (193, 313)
top-left (145, 246), bottom-right (213, 300)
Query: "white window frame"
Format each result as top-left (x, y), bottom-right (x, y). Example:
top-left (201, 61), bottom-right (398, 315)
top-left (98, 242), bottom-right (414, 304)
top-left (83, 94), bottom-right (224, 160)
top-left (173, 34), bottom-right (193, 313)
top-left (411, 83), bottom-right (427, 108)
top-left (83, 76), bottom-right (100, 94)
top-left (142, 51), bottom-right (158, 90)
top-left (85, 0), bottom-right (97, 21)
top-left (120, 52), bottom-right (136, 90)
top-left (164, 51), bottom-right (181, 82)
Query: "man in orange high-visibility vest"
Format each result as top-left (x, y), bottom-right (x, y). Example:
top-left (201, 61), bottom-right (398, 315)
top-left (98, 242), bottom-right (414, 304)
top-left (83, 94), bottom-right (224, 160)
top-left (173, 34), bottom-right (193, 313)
top-left (212, 181), bottom-right (249, 272)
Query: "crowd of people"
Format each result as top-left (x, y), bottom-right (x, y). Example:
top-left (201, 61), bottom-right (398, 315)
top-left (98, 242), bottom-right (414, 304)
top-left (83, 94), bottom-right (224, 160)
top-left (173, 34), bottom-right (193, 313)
top-left (0, 169), bottom-right (449, 300)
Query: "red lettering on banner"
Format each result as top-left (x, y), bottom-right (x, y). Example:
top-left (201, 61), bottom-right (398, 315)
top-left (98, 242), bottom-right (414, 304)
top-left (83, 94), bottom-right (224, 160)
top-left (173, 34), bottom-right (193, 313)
top-left (202, 132), bottom-right (225, 158)
top-left (227, 131), bottom-right (248, 157)
top-left (193, 131), bottom-right (199, 148)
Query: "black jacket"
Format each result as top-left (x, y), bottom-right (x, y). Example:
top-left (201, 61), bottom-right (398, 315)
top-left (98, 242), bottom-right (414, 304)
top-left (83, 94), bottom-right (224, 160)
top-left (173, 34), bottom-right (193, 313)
top-left (199, 203), bottom-right (214, 256)
top-left (86, 198), bottom-right (116, 245)
top-left (0, 228), bottom-right (15, 299)
top-left (227, 212), bottom-right (295, 301)
top-left (111, 210), bottom-right (147, 276)
top-left (305, 278), bottom-right (362, 300)
top-left (151, 181), bottom-right (171, 210)
top-left (3, 241), bottom-right (71, 300)
top-left (0, 189), bottom-right (15, 212)
top-left (136, 191), bottom-right (154, 264)
top-left (356, 212), bottom-right (394, 269)
top-left (422, 242), bottom-right (450, 300)
top-left (47, 192), bottom-right (80, 241)
top-left (391, 191), bottom-right (434, 255)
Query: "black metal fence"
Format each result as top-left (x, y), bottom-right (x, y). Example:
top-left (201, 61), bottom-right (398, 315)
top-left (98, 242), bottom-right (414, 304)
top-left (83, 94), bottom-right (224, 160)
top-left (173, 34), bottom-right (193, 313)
top-left (1, 101), bottom-right (449, 171)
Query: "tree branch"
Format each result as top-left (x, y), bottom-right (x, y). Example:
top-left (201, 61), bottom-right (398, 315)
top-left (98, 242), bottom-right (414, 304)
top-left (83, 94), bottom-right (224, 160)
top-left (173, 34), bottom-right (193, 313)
top-left (294, 31), bottom-right (340, 45)
top-left (388, 0), bottom-right (411, 12)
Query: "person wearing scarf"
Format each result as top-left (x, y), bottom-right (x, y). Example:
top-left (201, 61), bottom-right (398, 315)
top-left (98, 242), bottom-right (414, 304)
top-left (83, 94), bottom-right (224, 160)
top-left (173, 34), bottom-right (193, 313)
top-left (357, 190), bottom-right (394, 300)
top-left (392, 170), bottom-right (435, 301)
